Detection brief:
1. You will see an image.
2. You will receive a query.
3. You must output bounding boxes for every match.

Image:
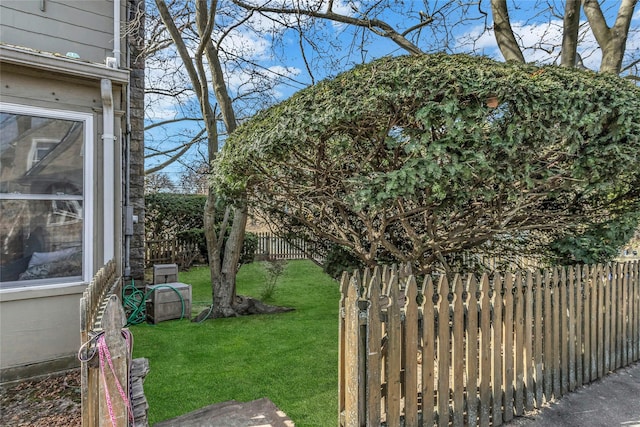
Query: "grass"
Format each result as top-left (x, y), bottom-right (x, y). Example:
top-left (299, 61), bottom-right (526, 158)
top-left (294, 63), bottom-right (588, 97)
top-left (130, 260), bottom-right (340, 427)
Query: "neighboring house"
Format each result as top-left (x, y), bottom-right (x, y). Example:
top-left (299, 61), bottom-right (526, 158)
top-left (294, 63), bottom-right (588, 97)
top-left (0, 0), bottom-right (145, 381)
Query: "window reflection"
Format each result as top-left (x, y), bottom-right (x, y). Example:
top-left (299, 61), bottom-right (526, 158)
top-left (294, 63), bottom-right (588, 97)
top-left (0, 112), bottom-right (84, 285)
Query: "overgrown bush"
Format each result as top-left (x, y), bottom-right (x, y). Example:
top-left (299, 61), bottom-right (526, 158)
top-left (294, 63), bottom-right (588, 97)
top-left (217, 53), bottom-right (640, 273)
top-left (145, 193), bottom-right (257, 267)
top-left (322, 245), bottom-right (364, 279)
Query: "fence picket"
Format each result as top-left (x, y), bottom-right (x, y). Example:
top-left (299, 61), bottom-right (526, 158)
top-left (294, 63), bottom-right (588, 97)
top-left (523, 272), bottom-right (535, 411)
top-left (560, 267), bottom-right (568, 396)
top-left (622, 263), bottom-right (629, 366)
top-left (366, 274), bottom-right (382, 426)
top-left (478, 274), bottom-right (492, 427)
top-left (605, 263), bottom-right (613, 372)
top-left (574, 265), bottom-right (583, 388)
top-left (466, 275), bottom-right (479, 427)
top-left (387, 274), bottom-right (402, 427)
top-left (514, 274), bottom-right (525, 416)
top-left (492, 273), bottom-right (504, 426)
top-left (568, 266), bottom-right (576, 392)
top-left (618, 263), bottom-right (626, 368)
top-left (596, 265), bottom-right (605, 379)
top-left (421, 276), bottom-right (436, 427)
top-left (452, 275), bottom-right (465, 427)
top-left (631, 262), bottom-right (636, 362)
top-left (503, 274), bottom-right (515, 422)
top-left (543, 269), bottom-right (553, 402)
top-left (552, 268), bottom-right (561, 399)
top-left (404, 277), bottom-right (419, 427)
top-left (590, 265), bottom-right (599, 381)
top-left (533, 271), bottom-right (544, 407)
top-left (437, 275), bottom-right (451, 427)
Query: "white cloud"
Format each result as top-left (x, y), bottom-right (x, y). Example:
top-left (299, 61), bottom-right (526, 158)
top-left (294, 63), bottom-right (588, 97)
top-left (457, 19), bottom-right (605, 70)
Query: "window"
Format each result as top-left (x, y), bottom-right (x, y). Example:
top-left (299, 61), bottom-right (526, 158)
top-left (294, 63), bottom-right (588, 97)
top-left (0, 104), bottom-right (93, 288)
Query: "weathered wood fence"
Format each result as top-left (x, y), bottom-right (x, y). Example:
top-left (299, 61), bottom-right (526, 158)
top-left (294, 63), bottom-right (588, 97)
top-left (79, 261), bottom-right (149, 427)
top-left (146, 238), bottom-right (201, 268)
top-left (254, 232), bottom-right (325, 263)
top-left (146, 233), bottom-right (325, 268)
top-left (338, 261), bottom-right (640, 427)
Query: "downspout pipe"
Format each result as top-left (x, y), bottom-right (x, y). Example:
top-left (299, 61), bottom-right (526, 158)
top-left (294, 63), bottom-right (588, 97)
top-left (123, 0), bottom-right (134, 278)
top-left (101, 78), bottom-right (116, 264)
top-left (113, 0), bottom-right (121, 67)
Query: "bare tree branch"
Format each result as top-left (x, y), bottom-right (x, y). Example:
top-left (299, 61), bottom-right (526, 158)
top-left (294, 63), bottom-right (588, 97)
top-left (145, 128), bottom-right (207, 174)
top-left (232, 0), bottom-right (425, 55)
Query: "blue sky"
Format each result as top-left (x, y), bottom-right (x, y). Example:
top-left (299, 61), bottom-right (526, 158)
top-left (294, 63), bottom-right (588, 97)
top-left (144, 0), bottom-right (639, 182)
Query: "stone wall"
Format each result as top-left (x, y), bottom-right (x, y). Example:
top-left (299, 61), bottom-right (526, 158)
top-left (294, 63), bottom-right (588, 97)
top-left (127, 0), bottom-right (145, 281)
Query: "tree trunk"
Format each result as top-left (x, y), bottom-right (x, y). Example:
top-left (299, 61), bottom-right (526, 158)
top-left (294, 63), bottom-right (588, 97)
top-left (213, 206), bottom-right (248, 318)
top-left (561, 0), bottom-right (581, 67)
top-left (583, 0), bottom-right (638, 74)
top-left (491, 0), bottom-right (525, 63)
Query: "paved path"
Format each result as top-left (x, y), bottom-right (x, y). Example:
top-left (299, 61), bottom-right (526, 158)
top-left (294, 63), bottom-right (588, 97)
top-left (507, 362), bottom-right (640, 427)
top-left (153, 398), bottom-right (294, 427)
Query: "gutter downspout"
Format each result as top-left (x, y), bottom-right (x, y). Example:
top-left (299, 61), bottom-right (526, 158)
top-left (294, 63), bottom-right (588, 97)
top-left (123, 0), bottom-right (134, 278)
top-left (101, 79), bottom-right (116, 264)
top-left (113, 0), bottom-right (121, 67)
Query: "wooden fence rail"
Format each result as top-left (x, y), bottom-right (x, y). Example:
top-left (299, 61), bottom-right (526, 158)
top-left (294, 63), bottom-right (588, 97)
top-left (338, 261), bottom-right (640, 427)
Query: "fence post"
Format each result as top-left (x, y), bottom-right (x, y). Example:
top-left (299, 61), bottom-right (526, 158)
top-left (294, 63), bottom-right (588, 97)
top-left (343, 273), bottom-right (361, 427)
top-left (98, 295), bottom-right (129, 427)
top-left (338, 272), bottom-right (348, 427)
top-left (366, 273), bottom-right (382, 426)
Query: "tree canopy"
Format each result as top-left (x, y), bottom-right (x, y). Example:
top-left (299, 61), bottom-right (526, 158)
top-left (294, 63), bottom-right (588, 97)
top-left (216, 53), bottom-right (640, 273)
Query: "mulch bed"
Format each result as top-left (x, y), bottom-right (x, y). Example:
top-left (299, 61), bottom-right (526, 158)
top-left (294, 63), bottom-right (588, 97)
top-left (0, 370), bottom-right (81, 427)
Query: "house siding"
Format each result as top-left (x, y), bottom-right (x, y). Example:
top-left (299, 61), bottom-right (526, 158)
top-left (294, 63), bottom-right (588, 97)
top-left (0, 0), bottom-right (123, 65)
top-left (0, 59), bottom-right (126, 381)
top-left (0, 0), bottom-right (137, 381)
top-left (0, 284), bottom-right (87, 379)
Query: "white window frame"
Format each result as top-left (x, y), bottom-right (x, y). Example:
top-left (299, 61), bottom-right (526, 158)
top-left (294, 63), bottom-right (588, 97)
top-left (0, 102), bottom-right (94, 289)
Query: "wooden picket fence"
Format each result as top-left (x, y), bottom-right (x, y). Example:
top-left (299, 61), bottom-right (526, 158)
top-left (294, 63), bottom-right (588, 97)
top-left (145, 238), bottom-right (202, 268)
top-left (254, 232), bottom-right (325, 263)
top-left (79, 261), bottom-right (149, 427)
top-left (338, 261), bottom-right (640, 427)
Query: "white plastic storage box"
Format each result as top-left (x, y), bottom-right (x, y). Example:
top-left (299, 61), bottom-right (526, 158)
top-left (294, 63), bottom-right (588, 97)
top-left (145, 283), bottom-right (192, 324)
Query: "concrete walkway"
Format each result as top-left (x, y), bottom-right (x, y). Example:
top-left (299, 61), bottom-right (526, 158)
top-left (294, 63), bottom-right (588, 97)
top-left (507, 362), bottom-right (640, 427)
top-left (152, 398), bottom-right (294, 427)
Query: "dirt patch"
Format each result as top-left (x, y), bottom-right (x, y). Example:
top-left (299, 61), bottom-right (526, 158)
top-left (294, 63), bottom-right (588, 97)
top-left (0, 370), bottom-right (81, 427)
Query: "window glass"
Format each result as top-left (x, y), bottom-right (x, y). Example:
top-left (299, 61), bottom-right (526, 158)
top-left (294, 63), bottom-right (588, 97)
top-left (0, 112), bottom-right (85, 287)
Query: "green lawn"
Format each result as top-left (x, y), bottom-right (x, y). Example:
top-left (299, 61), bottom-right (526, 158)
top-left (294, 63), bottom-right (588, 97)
top-left (130, 260), bottom-right (340, 427)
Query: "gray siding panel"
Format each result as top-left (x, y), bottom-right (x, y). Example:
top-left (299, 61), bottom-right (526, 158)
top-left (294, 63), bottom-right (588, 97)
top-left (0, 0), bottom-right (117, 64)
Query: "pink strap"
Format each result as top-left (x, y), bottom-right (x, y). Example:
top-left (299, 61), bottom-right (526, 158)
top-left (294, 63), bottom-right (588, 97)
top-left (98, 334), bottom-right (134, 426)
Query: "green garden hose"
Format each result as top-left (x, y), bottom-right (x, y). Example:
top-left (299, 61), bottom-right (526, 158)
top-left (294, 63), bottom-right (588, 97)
top-left (122, 279), bottom-right (186, 325)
